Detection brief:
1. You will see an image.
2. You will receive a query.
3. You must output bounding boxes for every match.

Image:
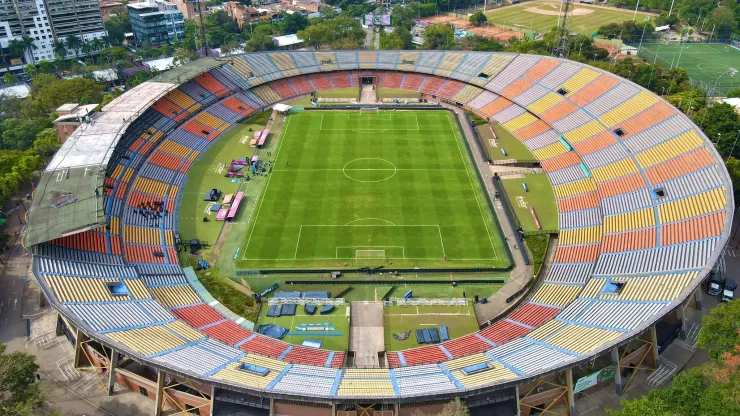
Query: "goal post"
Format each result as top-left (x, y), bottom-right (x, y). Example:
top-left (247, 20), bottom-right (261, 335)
top-left (360, 107), bottom-right (379, 112)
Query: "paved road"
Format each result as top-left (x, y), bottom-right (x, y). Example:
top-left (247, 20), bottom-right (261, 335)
top-left (0, 198), bottom-right (31, 348)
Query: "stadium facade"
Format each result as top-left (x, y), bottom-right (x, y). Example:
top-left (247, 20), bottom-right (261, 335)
top-left (27, 51), bottom-right (732, 415)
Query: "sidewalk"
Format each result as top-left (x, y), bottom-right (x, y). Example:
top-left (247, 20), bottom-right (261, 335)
top-left (440, 103), bottom-right (534, 324)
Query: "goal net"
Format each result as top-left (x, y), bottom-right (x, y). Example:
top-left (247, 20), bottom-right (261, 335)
top-left (360, 107), bottom-right (379, 112)
top-left (356, 250), bottom-right (385, 259)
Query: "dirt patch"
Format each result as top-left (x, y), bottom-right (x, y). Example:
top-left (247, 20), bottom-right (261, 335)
top-left (524, 5), bottom-right (595, 16)
top-left (208, 221), bottom-right (232, 264)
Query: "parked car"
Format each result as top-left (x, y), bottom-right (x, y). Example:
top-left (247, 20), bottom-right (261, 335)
top-left (721, 279), bottom-right (736, 303)
top-left (708, 272), bottom-right (723, 296)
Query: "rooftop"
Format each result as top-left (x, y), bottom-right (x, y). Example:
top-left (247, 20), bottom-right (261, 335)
top-left (27, 81), bottom-right (176, 246)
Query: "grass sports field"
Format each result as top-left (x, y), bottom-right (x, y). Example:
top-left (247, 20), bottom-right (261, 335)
top-left (237, 110), bottom-right (510, 270)
top-left (485, 1), bottom-right (653, 35)
top-left (638, 43), bottom-right (740, 95)
top-left (501, 174), bottom-right (558, 232)
top-left (257, 303), bottom-right (350, 351)
top-left (384, 304), bottom-right (480, 351)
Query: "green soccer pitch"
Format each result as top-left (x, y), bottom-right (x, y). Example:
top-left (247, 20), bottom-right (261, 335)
top-left (236, 110), bottom-right (510, 270)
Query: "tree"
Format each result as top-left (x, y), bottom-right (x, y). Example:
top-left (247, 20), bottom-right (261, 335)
top-left (81, 40), bottom-right (93, 59)
top-left (23, 64), bottom-right (35, 78)
top-left (244, 24), bottom-right (276, 52)
top-left (422, 24), bottom-right (455, 50)
top-left (380, 29), bottom-right (412, 50)
top-left (37, 60), bottom-right (53, 74)
top-left (391, 4), bottom-right (416, 30)
top-left (32, 78), bottom-right (105, 117)
top-left (461, 35), bottom-right (504, 52)
top-left (19, 35), bottom-right (36, 62)
top-left (32, 128), bottom-right (61, 154)
top-left (469, 11), bottom-right (487, 27)
top-left (0, 118), bottom-right (52, 150)
top-left (99, 46), bottom-right (129, 65)
top-left (707, 6), bottom-right (735, 39)
top-left (2, 73), bottom-right (16, 85)
top-left (0, 344), bottom-right (44, 415)
top-left (52, 40), bottom-right (67, 60)
top-left (697, 300), bottom-right (740, 360)
top-left (725, 158), bottom-right (740, 198)
top-left (693, 103), bottom-right (740, 158)
top-left (7, 39), bottom-right (25, 60)
top-left (105, 10), bottom-right (131, 45)
top-left (297, 16), bottom-right (365, 50)
top-left (727, 88), bottom-right (740, 98)
top-left (598, 22), bottom-right (621, 39)
top-left (65, 35), bottom-right (81, 58)
top-left (280, 11), bottom-right (308, 34)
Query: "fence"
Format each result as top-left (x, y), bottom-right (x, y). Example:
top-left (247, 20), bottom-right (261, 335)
top-left (267, 297), bottom-right (346, 306)
top-left (385, 297), bottom-right (469, 306)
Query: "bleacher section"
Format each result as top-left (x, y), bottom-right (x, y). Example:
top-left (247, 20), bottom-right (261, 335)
top-left (31, 51), bottom-right (731, 401)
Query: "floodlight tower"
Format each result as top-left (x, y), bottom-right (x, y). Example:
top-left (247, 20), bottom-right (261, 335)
top-left (193, 0), bottom-right (209, 56)
top-left (552, 0), bottom-right (574, 58)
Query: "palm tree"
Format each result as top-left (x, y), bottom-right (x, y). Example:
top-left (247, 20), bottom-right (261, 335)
top-left (7, 39), bottom-right (25, 60)
top-left (65, 35), bottom-right (81, 57)
top-left (52, 40), bottom-right (67, 59)
top-left (81, 40), bottom-right (92, 58)
top-left (20, 35), bottom-right (36, 61)
top-left (91, 38), bottom-right (104, 52)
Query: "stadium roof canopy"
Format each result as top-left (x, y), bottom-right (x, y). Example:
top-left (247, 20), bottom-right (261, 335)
top-left (26, 81), bottom-right (175, 246)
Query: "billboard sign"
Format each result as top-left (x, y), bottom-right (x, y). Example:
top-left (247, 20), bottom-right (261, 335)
top-left (574, 365), bottom-right (617, 393)
top-left (365, 14), bottom-right (390, 26)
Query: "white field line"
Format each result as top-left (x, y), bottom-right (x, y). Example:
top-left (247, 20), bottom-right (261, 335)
top-left (446, 114), bottom-right (498, 260)
top-left (241, 115), bottom-right (292, 259)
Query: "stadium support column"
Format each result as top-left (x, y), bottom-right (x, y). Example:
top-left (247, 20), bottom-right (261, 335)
top-left (565, 368), bottom-right (577, 416)
top-left (153, 370), bottom-right (165, 416)
top-left (210, 386), bottom-right (215, 416)
top-left (73, 328), bottom-right (84, 368)
top-left (515, 384), bottom-right (521, 415)
top-left (649, 326), bottom-right (660, 367)
top-left (107, 349), bottom-right (119, 396)
top-left (611, 347), bottom-right (623, 396)
top-left (694, 287), bottom-right (703, 311)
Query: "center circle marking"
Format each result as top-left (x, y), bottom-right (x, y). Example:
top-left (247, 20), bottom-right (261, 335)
top-left (342, 158), bottom-right (397, 183)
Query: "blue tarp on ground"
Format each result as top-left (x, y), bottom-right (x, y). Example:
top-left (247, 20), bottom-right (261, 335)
top-left (439, 325), bottom-right (450, 342)
top-left (427, 328), bottom-right (440, 343)
top-left (274, 291), bottom-right (301, 298)
top-left (280, 304), bottom-right (297, 316)
top-left (258, 324), bottom-right (288, 339)
top-left (266, 305), bottom-right (280, 317)
top-left (320, 305), bottom-right (335, 315)
top-left (304, 304), bottom-right (317, 315)
top-left (415, 329), bottom-right (425, 344)
top-left (304, 291), bottom-right (330, 298)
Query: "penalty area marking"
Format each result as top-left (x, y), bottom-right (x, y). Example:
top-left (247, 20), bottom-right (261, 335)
top-left (292, 224), bottom-right (447, 260)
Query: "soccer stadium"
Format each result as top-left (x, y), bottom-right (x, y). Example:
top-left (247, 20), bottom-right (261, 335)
top-left (26, 51), bottom-right (733, 415)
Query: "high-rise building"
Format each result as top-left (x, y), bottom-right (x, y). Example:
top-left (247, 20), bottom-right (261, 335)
top-left (128, 0), bottom-right (184, 47)
top-left (0, 0), bottom-right (106, 73)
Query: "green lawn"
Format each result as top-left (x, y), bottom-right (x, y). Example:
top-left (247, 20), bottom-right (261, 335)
top-left (317, 88), bottom-right (360, 99)
top-left (639, 43), bottom-right (740, 96)
top-left (485, 1), bottom-right (653, 35)
top-left (178, 122), bottom-right (261, 245)
top-left (478, 123), bottom-right (535, 161)
top-left (501, 174), bottom-right (558, 232)
top-left (377, 88), bottom-right (422, 99)
top-left (257, 303), bottom-right (350, 351)
top-left (236, 110), bottom-right (510, 270)
top-left (384, 304), bottom-right (480, 351)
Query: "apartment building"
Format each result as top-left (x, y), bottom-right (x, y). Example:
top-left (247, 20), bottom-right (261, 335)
top-left (128, 0), bottom-right (184, 46)
top-left (0, 0), bottom-right (106, 72)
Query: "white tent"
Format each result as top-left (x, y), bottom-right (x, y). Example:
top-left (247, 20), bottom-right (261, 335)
top-left (273, 103), bottom-right (292, 114)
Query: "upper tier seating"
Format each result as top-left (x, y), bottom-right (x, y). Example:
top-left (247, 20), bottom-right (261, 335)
top-left (32, 52), bottom-right (731, 400)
